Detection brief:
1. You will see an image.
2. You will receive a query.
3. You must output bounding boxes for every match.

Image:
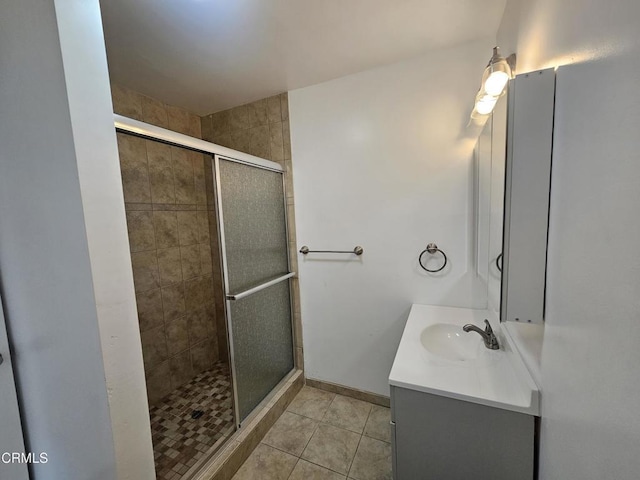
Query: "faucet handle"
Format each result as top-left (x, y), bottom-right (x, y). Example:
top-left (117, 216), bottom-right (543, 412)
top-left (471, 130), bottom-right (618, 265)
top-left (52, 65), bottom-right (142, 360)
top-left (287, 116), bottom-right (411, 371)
top-left (483, 320), bottom-right (500, 350)
top-left (483, 319), bottom-right (493, 333)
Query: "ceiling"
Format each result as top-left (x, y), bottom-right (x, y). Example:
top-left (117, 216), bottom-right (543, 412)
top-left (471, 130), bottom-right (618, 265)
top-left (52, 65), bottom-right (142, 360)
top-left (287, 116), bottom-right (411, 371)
top-left (100, 0), bottom-right (506, 115)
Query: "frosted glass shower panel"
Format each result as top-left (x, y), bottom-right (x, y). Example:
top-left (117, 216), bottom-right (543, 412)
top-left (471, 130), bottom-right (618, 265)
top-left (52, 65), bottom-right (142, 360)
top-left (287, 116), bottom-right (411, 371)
top-left (218, 159), bottom-right (289, 293)
top-left (229, 281), bottom-right (294, 421)
top-left (216, 156), bottom-right (294, 424)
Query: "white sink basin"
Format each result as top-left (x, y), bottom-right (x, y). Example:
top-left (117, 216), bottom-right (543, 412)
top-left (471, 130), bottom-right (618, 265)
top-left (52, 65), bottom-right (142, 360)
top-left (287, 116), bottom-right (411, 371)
top-left (390, 305), bottom-right (540, 416)
top-left (420, 323), bottom-right (481, 362)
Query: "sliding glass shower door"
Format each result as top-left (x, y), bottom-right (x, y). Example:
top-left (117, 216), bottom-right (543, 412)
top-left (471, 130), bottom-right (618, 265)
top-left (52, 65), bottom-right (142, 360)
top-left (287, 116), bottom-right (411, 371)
top-left (214, 155), bottom-right (294, 424)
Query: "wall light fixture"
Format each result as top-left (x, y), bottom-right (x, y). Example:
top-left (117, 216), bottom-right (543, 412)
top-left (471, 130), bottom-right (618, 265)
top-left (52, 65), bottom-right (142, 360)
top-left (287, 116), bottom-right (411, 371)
top-left (471, 47), bottom-right (515, 119)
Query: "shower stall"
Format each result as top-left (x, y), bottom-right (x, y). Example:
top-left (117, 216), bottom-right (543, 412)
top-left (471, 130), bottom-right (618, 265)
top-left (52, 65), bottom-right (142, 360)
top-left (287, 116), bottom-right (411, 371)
top-left (115, 115), bottom-right (296, 479)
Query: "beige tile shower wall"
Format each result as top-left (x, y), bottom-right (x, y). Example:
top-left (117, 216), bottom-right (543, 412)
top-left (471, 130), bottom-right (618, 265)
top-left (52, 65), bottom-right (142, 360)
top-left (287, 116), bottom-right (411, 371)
top-left (112, 85), bottom-right (222, 405)
top-left (201, 95), bottom-right (304, 371)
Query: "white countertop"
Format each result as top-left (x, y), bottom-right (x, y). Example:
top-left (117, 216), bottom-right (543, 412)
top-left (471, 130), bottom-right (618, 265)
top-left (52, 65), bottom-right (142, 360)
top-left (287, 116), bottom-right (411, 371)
top-left (389, 304), bottom-right (540, 416)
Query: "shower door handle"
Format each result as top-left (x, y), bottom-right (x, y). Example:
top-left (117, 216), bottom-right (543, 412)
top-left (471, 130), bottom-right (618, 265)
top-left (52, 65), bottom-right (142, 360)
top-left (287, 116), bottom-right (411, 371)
top-left (226, 272), bottom-right (295, 301)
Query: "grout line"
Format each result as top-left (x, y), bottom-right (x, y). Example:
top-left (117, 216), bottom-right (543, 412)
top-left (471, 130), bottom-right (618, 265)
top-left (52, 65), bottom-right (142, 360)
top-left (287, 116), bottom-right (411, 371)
top-left (259, 441), bottom-right (299, 459)
top-left (346, 405), bottom-right (374, 479)
top-left (318, 393), bottom-right (338, 424)
top-left (285, 457), bottom-right (302, 480)
top-left (298, 457), bottom-right (349, 477)
top-left (297, 416), bottom-right (320, 460)
top-left (243, 391), bottom-right (388, 479)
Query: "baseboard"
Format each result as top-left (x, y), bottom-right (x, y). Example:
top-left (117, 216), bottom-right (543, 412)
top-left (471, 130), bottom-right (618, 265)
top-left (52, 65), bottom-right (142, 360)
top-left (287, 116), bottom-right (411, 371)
top-left (305, 377), bottom-right (390, 408)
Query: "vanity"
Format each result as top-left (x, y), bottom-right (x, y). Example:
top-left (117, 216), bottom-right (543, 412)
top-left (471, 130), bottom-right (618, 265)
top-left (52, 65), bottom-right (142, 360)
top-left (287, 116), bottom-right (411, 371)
top-left (389, 304), bottom-right (539, 479)
top-left (388, 66), bottom-right (556, 479)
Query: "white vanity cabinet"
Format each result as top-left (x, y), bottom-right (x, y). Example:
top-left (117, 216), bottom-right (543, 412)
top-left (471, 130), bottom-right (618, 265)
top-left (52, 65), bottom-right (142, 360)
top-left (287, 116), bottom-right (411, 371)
top-left (390, 385), bottom-right (535, 480)
top-left (389, 304), bottom-right (540, 480)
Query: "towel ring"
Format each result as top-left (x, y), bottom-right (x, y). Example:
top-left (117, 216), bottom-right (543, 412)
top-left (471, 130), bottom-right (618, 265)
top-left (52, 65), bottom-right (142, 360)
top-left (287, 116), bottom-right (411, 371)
top-left (419, 243), bottom-right (447, 273)
top-left (496, 253), bottom-right (503, 273)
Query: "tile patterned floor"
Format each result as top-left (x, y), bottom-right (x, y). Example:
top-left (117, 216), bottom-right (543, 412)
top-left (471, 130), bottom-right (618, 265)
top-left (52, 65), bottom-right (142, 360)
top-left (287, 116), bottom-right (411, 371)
top-left (232, 386), bottom-right (392, 480)
top-left (150, 361), bottom-right (235, 480)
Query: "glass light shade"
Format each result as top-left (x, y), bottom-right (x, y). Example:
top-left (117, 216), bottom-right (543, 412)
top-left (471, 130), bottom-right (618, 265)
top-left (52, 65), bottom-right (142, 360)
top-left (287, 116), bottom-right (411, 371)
top-left (475, 92), bottom-right (498, 115)
top-left (481, 47), bottom-right (512, 97)
top-left (484, 70), bottom-right (510, 96)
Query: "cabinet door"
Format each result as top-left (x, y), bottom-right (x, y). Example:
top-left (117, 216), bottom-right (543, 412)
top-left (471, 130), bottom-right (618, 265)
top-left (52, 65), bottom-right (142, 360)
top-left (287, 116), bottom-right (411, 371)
top-left (0, 296), bottom-right (29, 479)
top-left (393, 387), bottom-right (534, 480)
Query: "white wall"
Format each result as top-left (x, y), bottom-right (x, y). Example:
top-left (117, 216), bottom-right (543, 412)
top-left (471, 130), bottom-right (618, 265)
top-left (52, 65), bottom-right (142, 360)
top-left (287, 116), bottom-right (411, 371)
top-left (498, 1), bottom-right (640, 478)
top-left (0, 1), bottom-right (154, 478)
top-left (289, 39), bottom-right (495, 396)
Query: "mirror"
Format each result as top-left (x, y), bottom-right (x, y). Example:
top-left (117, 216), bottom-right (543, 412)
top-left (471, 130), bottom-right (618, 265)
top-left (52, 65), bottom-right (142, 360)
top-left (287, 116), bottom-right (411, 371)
top-left (500, 69), bottom-right (556, 325)
top-left (473, 93), bottom-right (508, 317)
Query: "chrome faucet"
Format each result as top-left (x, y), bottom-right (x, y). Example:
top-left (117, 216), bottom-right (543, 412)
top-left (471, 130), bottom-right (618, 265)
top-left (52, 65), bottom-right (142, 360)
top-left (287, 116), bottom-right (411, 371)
top-left (463, 319), bottom-right (500, 350)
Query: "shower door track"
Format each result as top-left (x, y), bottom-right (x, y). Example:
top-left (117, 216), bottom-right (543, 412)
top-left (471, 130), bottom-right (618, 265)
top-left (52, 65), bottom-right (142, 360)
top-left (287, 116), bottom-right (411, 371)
top-left (114, 114), bottom-right (297, 432)
top-left (114, 114), bottom-right (284, 173)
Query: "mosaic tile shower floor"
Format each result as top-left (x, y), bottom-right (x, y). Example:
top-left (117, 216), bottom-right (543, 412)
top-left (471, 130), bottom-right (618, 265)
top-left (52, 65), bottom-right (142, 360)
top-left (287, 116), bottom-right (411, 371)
top-left (149, 362), bottom-right (235, 480)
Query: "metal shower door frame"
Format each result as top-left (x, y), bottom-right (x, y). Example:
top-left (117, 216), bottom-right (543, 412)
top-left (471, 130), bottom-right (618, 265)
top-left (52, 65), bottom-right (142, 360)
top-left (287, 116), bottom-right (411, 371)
top-left (112, 114), bottom-right (297, 431)
top-left (212, 153), bottom-right (296, 429)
